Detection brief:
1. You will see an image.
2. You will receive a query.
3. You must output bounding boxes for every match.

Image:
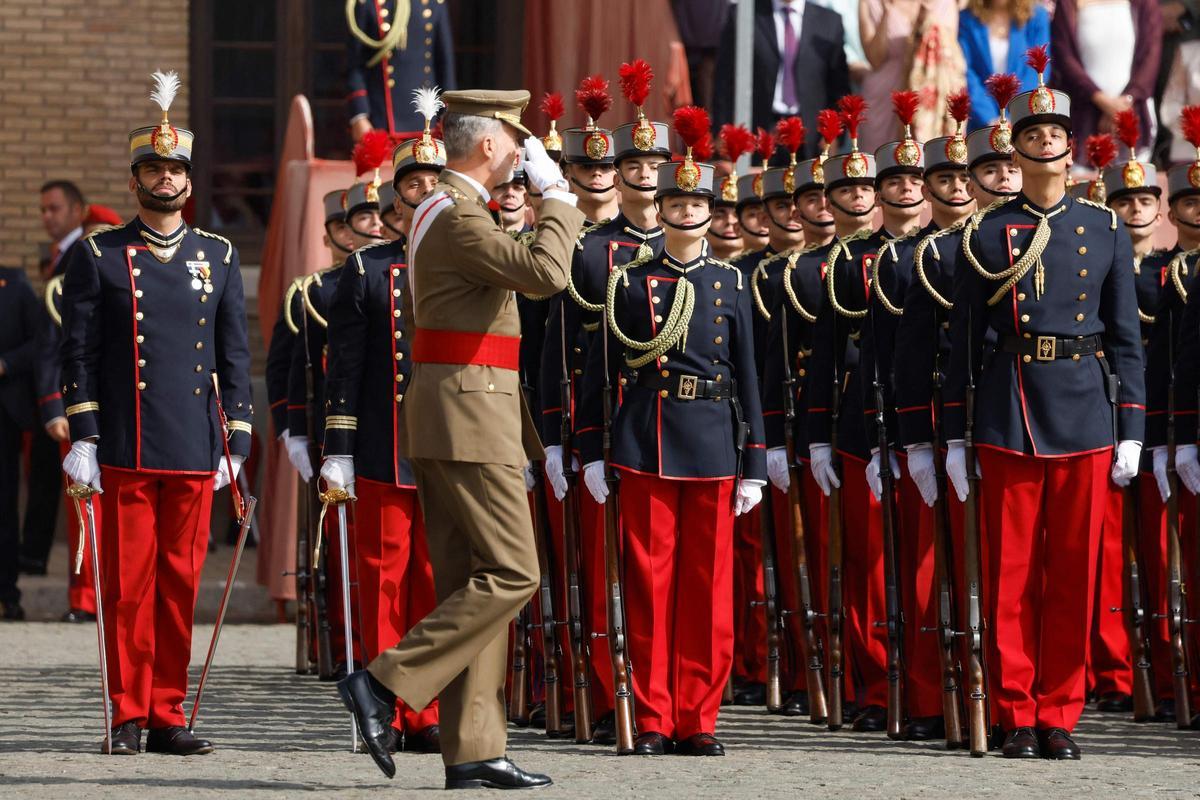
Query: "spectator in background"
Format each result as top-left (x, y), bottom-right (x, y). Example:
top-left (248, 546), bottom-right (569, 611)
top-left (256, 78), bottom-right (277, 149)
top-left (1051, 0), bottom-right (1162, 169)
top-left (859, 0), bottom-right (964, 151)
top-left (672, 0), bottom-right (732, 110)
top-left (811, 0), bottom-right (872, 85)
top-left (959, 0), bottom-right (1052, 130)
top-left (38, 180), bottom-right (85, 278)
top-left (713, 0), bottom-right (850, 157)
top-left (1160, 38), bottom-right (1200, 161)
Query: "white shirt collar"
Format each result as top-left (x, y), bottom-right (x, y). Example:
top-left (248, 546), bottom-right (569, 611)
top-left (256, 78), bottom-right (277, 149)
top-left (443, 169), bottom-right (490, 203)
top-left (773, 0), bottom-right (804, 16)
top-left (57, 225), bottom-right (83, 252)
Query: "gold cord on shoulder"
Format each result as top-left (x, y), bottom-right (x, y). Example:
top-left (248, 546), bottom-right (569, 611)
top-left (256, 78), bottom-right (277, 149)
top-left (282, 278), bottom-right (303, 335)
top-left (782, 251), bottom-right (817, 322)
top-left (44, 275), bottom-right (63, 327)
top-left (751, 264), bottom-right (772, 321)
top-left (826, 232), bottom-right (871, 319)
top-left (345, 0), bottom-right (410, 67)
top-left (606, 258), bottom-right (694, 369)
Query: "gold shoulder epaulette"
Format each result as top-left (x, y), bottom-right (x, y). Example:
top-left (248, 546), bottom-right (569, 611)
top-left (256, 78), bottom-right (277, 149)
top-left (1075, 197), bottom-right (1119, 231)
top-left (444, 186), bottom-right (467, 204)
top-left (282, 277), bottom-right (304, 335)
top-left (193, 228), bottom-right (234, 264)
top-left (44, 274), bottom-right (64, 327)
top-left (707, 256), bottom-right (743, 290)
top-left (82, 224), bottom-right (125, 257)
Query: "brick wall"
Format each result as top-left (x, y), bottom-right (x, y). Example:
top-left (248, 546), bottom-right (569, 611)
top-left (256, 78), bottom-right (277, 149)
top-left (0, 0), bottom-right (188, 276)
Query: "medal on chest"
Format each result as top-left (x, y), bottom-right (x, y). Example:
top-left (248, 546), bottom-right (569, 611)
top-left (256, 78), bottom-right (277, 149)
top-left (186, 257), bottom-right (213, 293)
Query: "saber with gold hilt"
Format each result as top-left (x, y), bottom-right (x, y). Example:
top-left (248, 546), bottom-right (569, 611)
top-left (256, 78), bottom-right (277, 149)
top-left (188, 371), bottom-right (259, 734)
top-left (318, 484), bottom-right (358, 752)
top-left (68, 481), bottom-right (111, 754)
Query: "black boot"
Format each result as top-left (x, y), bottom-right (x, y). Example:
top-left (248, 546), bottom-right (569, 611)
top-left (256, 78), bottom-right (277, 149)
top-left (337, 670), bottom-right (397, 779)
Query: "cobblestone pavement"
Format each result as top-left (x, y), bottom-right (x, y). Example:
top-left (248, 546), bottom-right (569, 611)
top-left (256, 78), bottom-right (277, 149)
top-left (0, 624), bottom-right (1196, 798)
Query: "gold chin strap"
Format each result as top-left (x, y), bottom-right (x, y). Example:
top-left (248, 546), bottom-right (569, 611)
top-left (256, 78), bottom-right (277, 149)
top-left (346, 0), bottom-right (411, 67)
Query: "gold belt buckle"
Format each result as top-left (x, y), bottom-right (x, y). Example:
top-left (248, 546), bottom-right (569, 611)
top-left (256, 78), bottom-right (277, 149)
top-left (677, 375), bottom-right (699, 400)
top-left (1035, 336), bottom-right (1056, 362)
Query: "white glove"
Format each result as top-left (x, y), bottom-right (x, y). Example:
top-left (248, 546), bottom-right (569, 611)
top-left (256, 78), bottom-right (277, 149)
top-left (865, 448), bottom-right (903, 502)
top-left (320, 455), bottom-right (356, 499)
top-left (214, 454), bottom-right (245, 491)
top-left (735, 479), bottom-right (765, 516)
top-left (522, 137), bottom-right (565, 194)
top-left (906, 443), bottom-right (938, 507)
top-left (278, 428), bottom-right (290, 443)
top-left (1110, 440), bottom-right (1142, 488)
top-left (766, 447), bottom-right (791, 492)
top-left (544, 445), bottom-right (576, 502)
top-left (1176, 444), bottom-right (1200, 495)
top-left (945, 440), bottom-right (972, 503)
top-left (63, 440), bottom-right (102, 491)
top-left (808, 443), bottom-right (840, 497)
top-left (582, 460), bottom-right (609, 505)
top-left (286, 434), bottom-right (314, 482)
top-left (1152, 446), bottom-right (1170, 502)
top-left (524, 462), bottom-right (537, 492)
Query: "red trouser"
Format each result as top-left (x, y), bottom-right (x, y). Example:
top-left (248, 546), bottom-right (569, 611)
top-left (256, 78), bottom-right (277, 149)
top-left (840, 453), bottom-right (888, 709)
top-left (541, 481), bottom-right (610, 717)
top-left (976, 447), bottom-right (1110, 731)
top-left (895, 452), bottom-right (944, 718)
top-left (1143, 482), bottom-right (1200, 706)
top-left (1088, 481), bottom-right (1134, 696)
top-left (98, 467), bottom-right (213, 728)
top-left (619, 471), bottom-right (734, 738)
top-left (60, 441), bottom-right (97, 614)
top-left (732, 507), bottom-right (767, 684)
top-left (354, 479), bottom-right (439, 733)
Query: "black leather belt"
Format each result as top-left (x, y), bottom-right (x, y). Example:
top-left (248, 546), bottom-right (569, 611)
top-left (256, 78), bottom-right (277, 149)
top-left (631, 371), bottom-right (734, 400)
top-left (1001, 333), bottom-right (1102, 361)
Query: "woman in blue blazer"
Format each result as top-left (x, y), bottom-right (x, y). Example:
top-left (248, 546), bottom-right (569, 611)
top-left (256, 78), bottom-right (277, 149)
top-left (959, 0), bottom-right (1052, 130)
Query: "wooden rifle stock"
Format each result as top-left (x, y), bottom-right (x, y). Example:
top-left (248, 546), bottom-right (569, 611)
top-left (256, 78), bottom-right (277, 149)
top-left (826, 367), bottom-right (846, 730)
top-left (962, 308), bottom-right (989, 756)
top-left (508, 603), bottom-right (531, 724)
top-left (1165, 344), bottom-right (1191, 727)
top-left (529, 460), bottom-right (564, 735)
top-left (1118, 483), bottom-right (1156, 721)
top-left (757, 490), bottom-right (786, 712)
top-left (872, 377), bottom-right (905, 741)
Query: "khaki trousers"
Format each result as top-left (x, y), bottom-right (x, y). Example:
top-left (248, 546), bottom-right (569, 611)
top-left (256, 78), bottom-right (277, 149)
top-left (367, 458), bottom-right (539, 765)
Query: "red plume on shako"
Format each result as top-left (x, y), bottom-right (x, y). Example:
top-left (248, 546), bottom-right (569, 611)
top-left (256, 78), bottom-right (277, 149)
top-left (575, 75), bottom-right (613, 160)
top-left (619, 59), bottom-right (657, 151)
top-left (891, 90), bottom-right (921, 166)
top-left (717, 124), bottom-right (755, 203)
top-left (672, 105), bottom-right (711, 193)
top-left (775, 116), bottom-right (805, 193)
top-left (946, 89), bottom-right (971, 163)
top-left (837, 94), bottom-right (869, 178)
top-left (540, 91), bottom-right (565, 153)
top-left (984, 73), bottom-right (1020, 153)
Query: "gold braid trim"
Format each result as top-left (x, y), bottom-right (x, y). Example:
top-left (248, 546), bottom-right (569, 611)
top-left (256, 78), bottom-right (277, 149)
top-left (825, 229), bottom-right (873, 320)
top-left (345, 0), bottom-right (410, 67)
top-left (1169, 248), bottom-right (1200, 305)
top-left (566, 269), bottom-right (603, 313)
top-left (193, 228), bottom-right (233, 264)
top-left (782, 243), bottom-right (826, 323)
top-left (962, 200), bottom-right (1060, 306)
top-left (871, 242), bottom-right (905, 316)
top-left (82, 224), bottom-right (123, 257)
top-left (913, 221), bottom-right (968, 311)
top-left (750, 263), bottom-right (772, 321)
top-left (574, 218), bottom-right (610, 251)
top-left (282, 278), bottom-right (303, 335)
top-left (1133, 253), bottom-right (1155, 324)
top-left (607, 254), bottom-right (694, 369)
top-left (301, 274), bottom-right (327, 330)
top-left (44, 274), bottom-right (63, 328)
top-left (1075, 197), bottom-right (1119, 231)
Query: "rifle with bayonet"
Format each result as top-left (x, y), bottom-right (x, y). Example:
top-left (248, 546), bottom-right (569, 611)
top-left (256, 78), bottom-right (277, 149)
top-left (300, 284), bottom-right (333, 680)
top-left (962, 305), bottom-right (989, 756)
top-left (1166, 308), bottom-right (1191, 727)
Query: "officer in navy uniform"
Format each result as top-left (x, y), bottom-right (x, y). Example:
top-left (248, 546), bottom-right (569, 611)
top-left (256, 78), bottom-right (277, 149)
top-left (0, 266), bottom-right (49, 621)
top-left (1145, 109), bottom-right (1200, 727)
top-left (943, 50), bottom-right (1145, 759)
top-left (538, 89), bottom-right (670, 742)
top-left (346, 0), bottom-right (456, 140)
top-left (59, 71), bottom-right (252, 756)
top-left (577, 110), bottom-right (767, 756)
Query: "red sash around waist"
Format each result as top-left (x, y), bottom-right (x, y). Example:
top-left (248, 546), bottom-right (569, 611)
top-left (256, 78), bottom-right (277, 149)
top-left (410, 327), bottom-right (521, 371)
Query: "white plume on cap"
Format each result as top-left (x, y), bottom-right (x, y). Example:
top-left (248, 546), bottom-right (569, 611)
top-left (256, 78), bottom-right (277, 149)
top-left (150, 70), bottom-right (180, 113)
top-left (412, 86), bottom-right (443, 124)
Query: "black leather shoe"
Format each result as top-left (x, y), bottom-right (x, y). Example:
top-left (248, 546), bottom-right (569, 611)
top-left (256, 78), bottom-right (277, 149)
top-left (778, 691), bottom-right (809, 717)
top-left (406, 724), bottom-right (440, 753)
top-left (0, 601), bottom-right (24, 621)
top-left (370, 726), bottom-right (400, 754)
top-left (145, 726), bottom-right (214, 755)
top-left (528, 702), bottom-right (546, 728)
top-left (103, 721), bottom-right (141, 755)
top-left (1002, 727), bottom-right (1040, 758)
top-left (444, 757), bottom-right (552, 790)
top-left (592, 712), bottom-right (616, 745)
top-left (62, 608), bottom-right (96, 623)
top-left (546, 710), bottom-right (575, 738)
top-left (733, 682), bottom-right (767, 706)
top-left (904, 716), bottom-right (945, 741)
top-left (1154, 699), bottom-right (1176, 723)
top-left (633, 731), bottom-right (671, 755)
top-left (675, 733), bottom-right (725, 756)
top-left (851, 705), bottom-right (886, 732)
top-left (1096, 692), bottom-right (1133, 713)
top-left (337, 670), bottom-right (397, 779)
top-left (1038, 727), bottom-right (1080, 760)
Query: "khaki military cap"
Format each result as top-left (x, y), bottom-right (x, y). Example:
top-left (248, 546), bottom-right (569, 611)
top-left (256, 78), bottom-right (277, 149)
top-left (442, 89), bottom-right (532, 137)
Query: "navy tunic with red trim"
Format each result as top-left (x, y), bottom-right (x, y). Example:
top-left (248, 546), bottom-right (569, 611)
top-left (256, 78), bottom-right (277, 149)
top-left (539, 213), bottom-right (663, 449)
top-left (346, 0), bottom-right (457, 134)
top-left (1158, 248), bottom-right (1200, 445)
top-left (321, 241), bottom-right (415, 488)
top-left (891, 222), bottom-right (977, 448)
top-left (286, 266), bottom-right (343, 447)
top-left (943, 194), bottom-right (1145, 455)
top-left (265, 282), bottom-right (302, 437)
top-left (59, 219), bottom-right (253, 472)
top-left (805, 229), bottom-right (886, 460)
top-left (858, 225), bottom-right (926, 448)
top-left (576, 251), bottom-right (767, 482)
top-left (760, 244), bottom-right (828, 456)
top-left (0, 266), bottom-right (48, 431)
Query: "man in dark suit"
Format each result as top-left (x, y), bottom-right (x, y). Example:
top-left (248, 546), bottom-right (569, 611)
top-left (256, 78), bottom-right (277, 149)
top-left (713, 0), bottom-right (850, 158)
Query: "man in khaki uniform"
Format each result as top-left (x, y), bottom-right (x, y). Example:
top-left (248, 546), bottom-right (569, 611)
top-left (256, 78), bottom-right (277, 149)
top-left (335, 89), bottom-right (584, 789)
